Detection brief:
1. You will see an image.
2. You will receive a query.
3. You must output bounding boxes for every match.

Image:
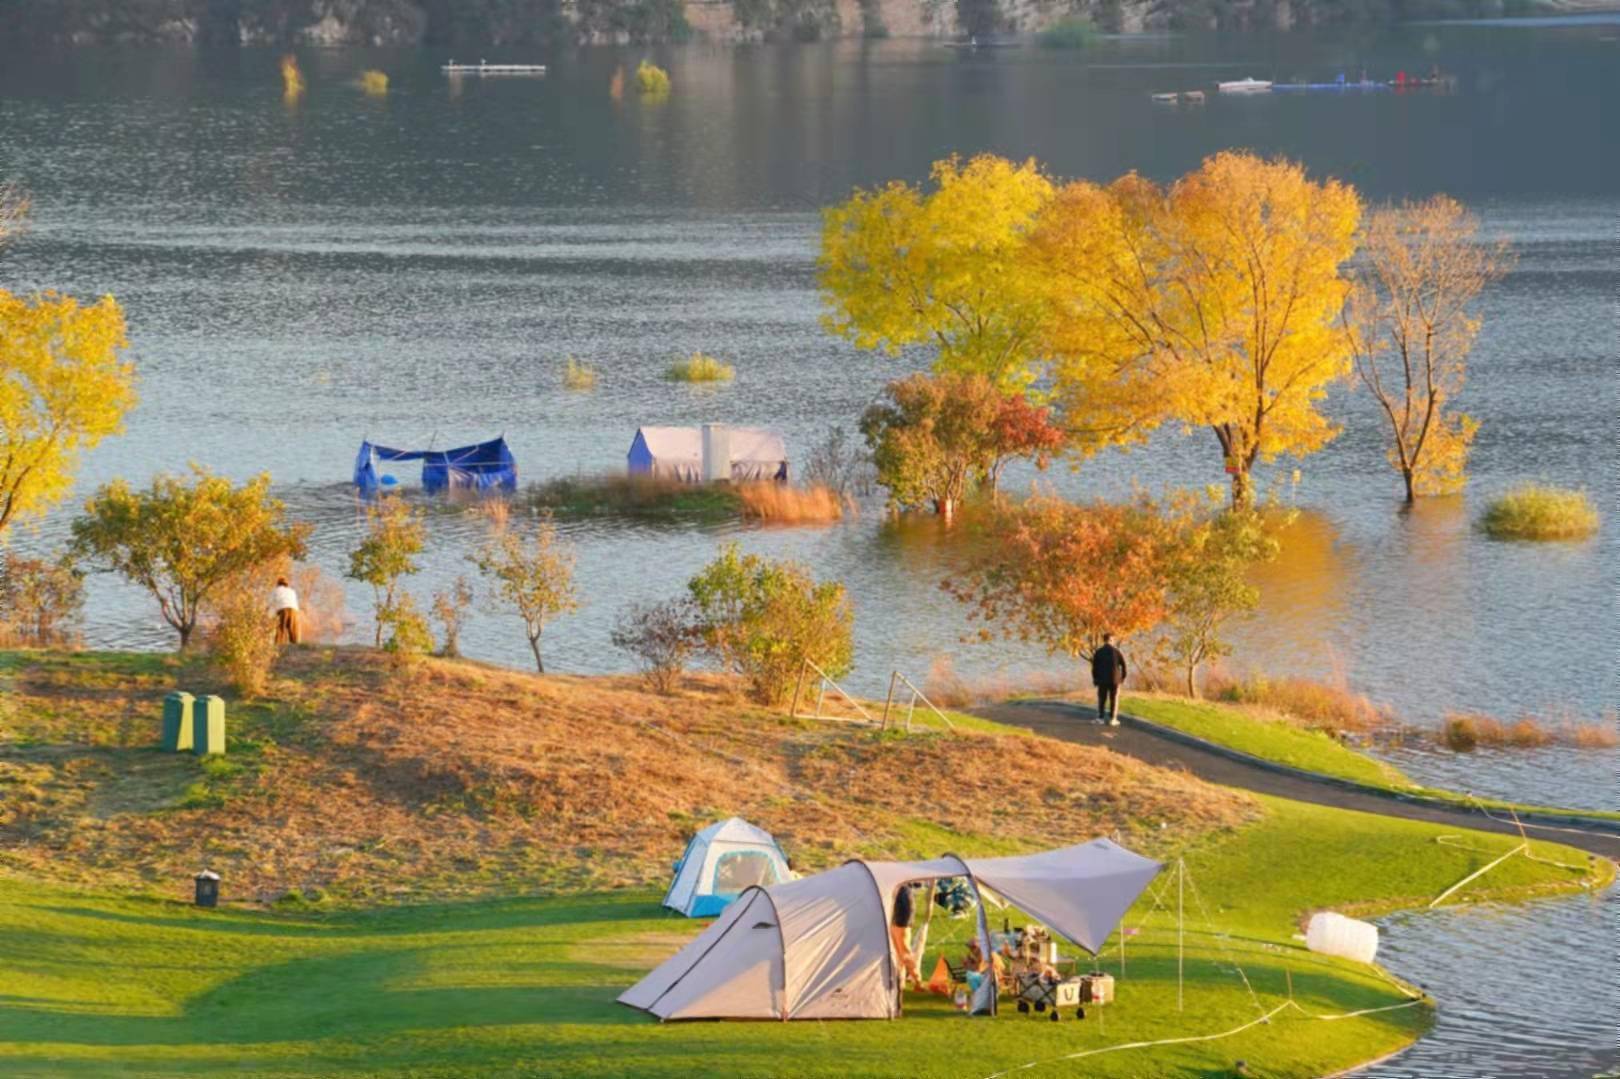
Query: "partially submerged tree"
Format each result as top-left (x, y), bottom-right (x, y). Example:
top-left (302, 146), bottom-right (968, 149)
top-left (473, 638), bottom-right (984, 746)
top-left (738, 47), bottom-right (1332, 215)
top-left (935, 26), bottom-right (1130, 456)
top-left (1160, 499), bottom-right (1281, 697)
top-left (688, 543), bottom-right (854, 705)
top-left (347, 497), bottom-right (426, 648)
top-left (860, 371), bottom-right (1061, 520)
top-left (1343, 196), bottom-right (1511, 502)
top-left (72, 468), bottom-right (310, 650)
top-left (0, 551), bottom-right (84, 647)
top-left (945, 494), bottom-right (1173, 663)
top-left (473, 515), bottom-right (579, 674)
top-left (0, 289), bottom-right (137, 536)
top-left (820, 155), bottom-right (1055, 388)
top-left (1036, 153), bottom-right (1362, 506)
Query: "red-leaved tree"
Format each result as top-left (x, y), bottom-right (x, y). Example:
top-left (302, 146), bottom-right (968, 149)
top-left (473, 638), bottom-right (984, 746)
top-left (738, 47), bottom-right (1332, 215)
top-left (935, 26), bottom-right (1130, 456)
top-left (945, 494), bottom-right (1172, 661)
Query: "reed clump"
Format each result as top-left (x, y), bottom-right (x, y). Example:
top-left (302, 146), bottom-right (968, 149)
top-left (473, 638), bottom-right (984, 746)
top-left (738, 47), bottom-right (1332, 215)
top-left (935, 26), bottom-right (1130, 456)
top-left (921, 655), bottom-right (1077, 708)
top-left (1205, 671), bottom-right (1390, 735)
top-left (664, 351), bottom-right (733, 383)
top-left (562, 356), bottom-right (597, 390)
top-left (360, 69), bottom-right (389, 96)
top-left (1480, 484), bottom-right (1599, 541)
top-left (1441, 710), bottom-right (1618, 751)
top-left (1037, 16), bottom-right (1097, 48)
top-left (735, 482), bottom-right (845, 524)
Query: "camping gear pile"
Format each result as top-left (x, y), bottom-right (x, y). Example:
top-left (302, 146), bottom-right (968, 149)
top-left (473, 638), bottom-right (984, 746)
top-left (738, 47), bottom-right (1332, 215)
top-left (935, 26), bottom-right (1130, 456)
top-left (622, 838), bottom-right (1163, 1021)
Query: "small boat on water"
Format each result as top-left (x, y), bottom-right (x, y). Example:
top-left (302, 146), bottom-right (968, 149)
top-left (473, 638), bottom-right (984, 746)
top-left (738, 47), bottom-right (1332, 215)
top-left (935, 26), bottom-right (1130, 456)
top-left (1217, 77), bottom-right (1272, 93)
top-left (943, 36), bottom-right (1024, 48)
top-left (442, 60), bottom-right (547, 76)
top-left (1151, 92), bottom-right (1179, 103)
top-left (1273, 73), bottom-right (1388, 92)
top-left (1182, 90), bottom-right (1206, 103)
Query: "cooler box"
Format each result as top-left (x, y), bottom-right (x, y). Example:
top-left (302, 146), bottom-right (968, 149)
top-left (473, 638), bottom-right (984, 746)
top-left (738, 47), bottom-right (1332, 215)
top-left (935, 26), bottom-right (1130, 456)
top-left (1080, 973), bottom-right (1114, 1004)
top-left (192, 695), bottom-right (226, 755)
top-left (161, 692), bottom-right (194, 752)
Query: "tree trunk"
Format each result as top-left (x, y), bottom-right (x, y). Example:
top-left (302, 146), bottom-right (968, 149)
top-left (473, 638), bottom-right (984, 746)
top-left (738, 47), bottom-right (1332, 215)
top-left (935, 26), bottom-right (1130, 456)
top-left (1230, 468), bottom-right (1254, 509)
top-left (1185, 663), bottom-right (1198, 699)
top-left (177, 622), bottom-right (195, 651)
top-left (1402, 468), bottom-right (1417, 505)
top-left (935, 497), bottom-right (955, 522)
top-left (529, 634), bottom-right (545, 674)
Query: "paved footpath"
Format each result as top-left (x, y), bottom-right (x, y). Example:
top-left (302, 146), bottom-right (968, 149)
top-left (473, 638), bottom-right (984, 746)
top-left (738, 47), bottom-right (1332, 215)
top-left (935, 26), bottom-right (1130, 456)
top-left (975, 699), bottom-right (1620, 863)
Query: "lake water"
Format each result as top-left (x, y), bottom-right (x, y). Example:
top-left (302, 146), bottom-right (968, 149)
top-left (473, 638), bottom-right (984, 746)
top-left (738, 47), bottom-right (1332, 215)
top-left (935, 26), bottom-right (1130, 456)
top-left (1, 19), bottom-right (1617, 1076)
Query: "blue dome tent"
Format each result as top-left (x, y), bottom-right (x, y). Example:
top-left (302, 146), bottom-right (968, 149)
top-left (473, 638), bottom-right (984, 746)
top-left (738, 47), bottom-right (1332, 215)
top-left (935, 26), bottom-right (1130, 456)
top-left (354, 437), bottom-right (517, 493)
top-left (664, 817), bottom-right (791, 918)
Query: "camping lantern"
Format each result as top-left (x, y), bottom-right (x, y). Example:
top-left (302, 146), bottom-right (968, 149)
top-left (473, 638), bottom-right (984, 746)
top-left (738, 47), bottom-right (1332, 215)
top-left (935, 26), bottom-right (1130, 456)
top-left (194, 870), bottom-right (220, 908)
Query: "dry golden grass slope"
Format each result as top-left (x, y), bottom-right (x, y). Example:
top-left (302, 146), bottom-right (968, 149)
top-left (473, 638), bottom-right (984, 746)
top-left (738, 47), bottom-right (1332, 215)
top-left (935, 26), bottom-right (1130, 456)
top-left (0, 648), bottom-right (1254, 905)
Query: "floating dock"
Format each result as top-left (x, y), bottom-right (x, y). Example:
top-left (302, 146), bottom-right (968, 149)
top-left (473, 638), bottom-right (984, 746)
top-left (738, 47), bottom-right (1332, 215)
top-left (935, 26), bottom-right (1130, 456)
top-left (442, 62), bottom-right (547, 76)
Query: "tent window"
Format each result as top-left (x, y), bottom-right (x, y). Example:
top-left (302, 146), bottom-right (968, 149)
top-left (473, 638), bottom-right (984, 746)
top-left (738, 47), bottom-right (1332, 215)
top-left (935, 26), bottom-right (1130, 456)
top-left (711, 851), bottom-right (780, 896)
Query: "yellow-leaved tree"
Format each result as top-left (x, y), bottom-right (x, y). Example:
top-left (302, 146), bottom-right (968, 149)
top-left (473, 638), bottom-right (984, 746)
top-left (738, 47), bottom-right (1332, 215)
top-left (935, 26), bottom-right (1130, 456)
top-left (1035, 153), bottom-right (1362, 505)
top-left (819, 155), bottom-right (1055, 389)
top-left (0, 290), bottom-right (137, 535)
top-left (1342, 196), bottom-right (1510, 502)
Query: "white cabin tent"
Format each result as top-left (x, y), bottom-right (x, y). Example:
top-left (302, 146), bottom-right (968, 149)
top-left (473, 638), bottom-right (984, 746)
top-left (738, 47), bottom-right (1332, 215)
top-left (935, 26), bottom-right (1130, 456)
top-left (663, 817), bottom-right (792, 918)
top-left (621, 838), bottom-right (1163, 1020)
top-left (627, 425), bottom-right (788, 484)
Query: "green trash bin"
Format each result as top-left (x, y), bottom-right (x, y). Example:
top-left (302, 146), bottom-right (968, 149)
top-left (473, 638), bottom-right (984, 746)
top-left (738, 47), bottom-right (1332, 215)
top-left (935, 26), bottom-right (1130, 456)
top-left (192, 695), bottom-right (226, 756)
top-left (161, 692), bottom-right (195, 752)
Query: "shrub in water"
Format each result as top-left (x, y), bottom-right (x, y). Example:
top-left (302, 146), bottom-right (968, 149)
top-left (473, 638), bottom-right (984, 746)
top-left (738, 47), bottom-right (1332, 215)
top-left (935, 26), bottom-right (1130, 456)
top-left (1480, 484), bottom-right (1599, 541)
top-left (360, 70), bottom-right (388, 96)
top-left (1037, 16), bottom-right (1096, 48)
top-left (1441, 713), bottom-right (1479, 751)
top-left (636, 60), bottom-right (671, 96)
top-left (665, 351), bottom-right (734, 382)
top-left (0, 552), bottom-right (84, 647)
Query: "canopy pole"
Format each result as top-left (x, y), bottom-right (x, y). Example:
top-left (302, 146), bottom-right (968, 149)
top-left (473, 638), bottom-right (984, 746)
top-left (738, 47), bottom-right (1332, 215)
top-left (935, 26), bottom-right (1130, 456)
top-left (1177, 859), bottom-right (1185, 1012)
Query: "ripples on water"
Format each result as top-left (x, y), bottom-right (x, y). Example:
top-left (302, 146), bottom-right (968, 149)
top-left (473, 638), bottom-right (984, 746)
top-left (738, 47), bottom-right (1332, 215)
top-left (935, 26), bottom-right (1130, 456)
top-left (0, 29), bottom-right (1613, 814)
top-left (1370, 890), bottom-right (1619, 1078)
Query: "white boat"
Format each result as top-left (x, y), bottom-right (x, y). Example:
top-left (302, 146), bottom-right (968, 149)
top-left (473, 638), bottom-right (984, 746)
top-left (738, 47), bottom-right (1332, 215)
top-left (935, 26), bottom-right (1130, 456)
top-left (1217, 77), bottom-right (1272, 93)
top-left (442, 60), bottom-right (547, 77)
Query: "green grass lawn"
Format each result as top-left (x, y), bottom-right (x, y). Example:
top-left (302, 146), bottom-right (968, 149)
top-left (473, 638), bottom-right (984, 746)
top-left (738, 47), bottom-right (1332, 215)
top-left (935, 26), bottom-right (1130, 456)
top-left (1124, 695), bottom-right (1411, 788)
top-left (1123, 694), bottom-right (1620, 823)
top-left (0, 797), bottom-right (1605, 1079)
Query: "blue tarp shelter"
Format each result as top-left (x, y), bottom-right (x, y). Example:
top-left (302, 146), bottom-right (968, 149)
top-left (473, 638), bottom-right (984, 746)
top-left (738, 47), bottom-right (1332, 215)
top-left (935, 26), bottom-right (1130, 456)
top-left (353, 437), bottom-right (517, 493)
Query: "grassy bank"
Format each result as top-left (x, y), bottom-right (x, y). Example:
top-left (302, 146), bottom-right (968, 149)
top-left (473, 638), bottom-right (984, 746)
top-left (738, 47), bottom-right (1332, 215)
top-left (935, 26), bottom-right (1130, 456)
top-left (0, 794), bottom-right (1604, 1078)
top-left (1120, 693), bottom-right (1620, 823)
top-left (0, 648), bottom-right (1608, 1077)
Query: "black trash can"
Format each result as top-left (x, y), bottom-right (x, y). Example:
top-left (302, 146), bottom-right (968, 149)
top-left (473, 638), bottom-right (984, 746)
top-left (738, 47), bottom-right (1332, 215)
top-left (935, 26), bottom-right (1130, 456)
top-left (194, 870), bottom-right (220, 908)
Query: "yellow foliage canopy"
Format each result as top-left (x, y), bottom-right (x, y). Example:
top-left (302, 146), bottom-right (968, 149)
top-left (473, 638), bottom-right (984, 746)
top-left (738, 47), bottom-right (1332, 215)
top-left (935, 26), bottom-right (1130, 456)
top-left (819, 155), bottom-right (1055, 389)
top-left (1034, 152), bottom-right (1362, 503)
top-left (0, 290), bottom-right (136, 533)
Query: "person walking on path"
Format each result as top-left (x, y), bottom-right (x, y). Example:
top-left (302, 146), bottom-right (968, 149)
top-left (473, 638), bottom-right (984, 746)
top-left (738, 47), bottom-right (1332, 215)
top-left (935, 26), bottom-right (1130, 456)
top-left (1091, 633), bottom-right (1127, 725)
top-left (271, 576), bottom-right (301, 645)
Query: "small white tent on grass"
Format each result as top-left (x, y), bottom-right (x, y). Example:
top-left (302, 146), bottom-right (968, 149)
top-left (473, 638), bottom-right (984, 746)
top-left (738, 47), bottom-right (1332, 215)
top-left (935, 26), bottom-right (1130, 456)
top-left (663, 817), bottom-right (792, 918)
top-left (622, 838), bottom-right (1162, 1020)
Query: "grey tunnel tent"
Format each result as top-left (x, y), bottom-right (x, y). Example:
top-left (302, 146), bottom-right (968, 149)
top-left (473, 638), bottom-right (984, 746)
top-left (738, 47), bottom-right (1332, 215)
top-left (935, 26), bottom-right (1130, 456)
top-left (618, 838), bottom-right (1163, 1021)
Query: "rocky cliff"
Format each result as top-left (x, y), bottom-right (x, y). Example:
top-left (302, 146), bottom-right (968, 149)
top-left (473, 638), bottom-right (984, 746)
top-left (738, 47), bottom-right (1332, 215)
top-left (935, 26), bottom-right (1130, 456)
top-left (0, 0), bottom-right (1573, 46)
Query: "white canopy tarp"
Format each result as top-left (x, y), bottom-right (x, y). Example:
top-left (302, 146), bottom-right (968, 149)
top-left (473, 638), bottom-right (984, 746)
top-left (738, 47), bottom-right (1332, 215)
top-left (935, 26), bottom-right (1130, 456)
top-left (620, 839), bottom-right (1162, 1022)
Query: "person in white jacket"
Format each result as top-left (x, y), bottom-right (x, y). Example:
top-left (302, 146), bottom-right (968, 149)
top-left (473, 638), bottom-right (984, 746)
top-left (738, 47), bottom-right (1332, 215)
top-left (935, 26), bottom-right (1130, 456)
top-left (271, 577), bottom-right (301, 645)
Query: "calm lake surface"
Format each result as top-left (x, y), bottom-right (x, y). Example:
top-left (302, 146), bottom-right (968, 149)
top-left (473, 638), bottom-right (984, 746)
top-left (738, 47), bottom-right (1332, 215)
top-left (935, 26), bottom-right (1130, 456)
top-left (1, 18), bottom-right (1616, 1077)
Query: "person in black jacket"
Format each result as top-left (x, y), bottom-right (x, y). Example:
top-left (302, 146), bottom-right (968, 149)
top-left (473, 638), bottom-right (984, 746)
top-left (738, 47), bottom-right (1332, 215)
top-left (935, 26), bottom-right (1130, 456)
top-left (1091, 633), bottom-right (1127, 725)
